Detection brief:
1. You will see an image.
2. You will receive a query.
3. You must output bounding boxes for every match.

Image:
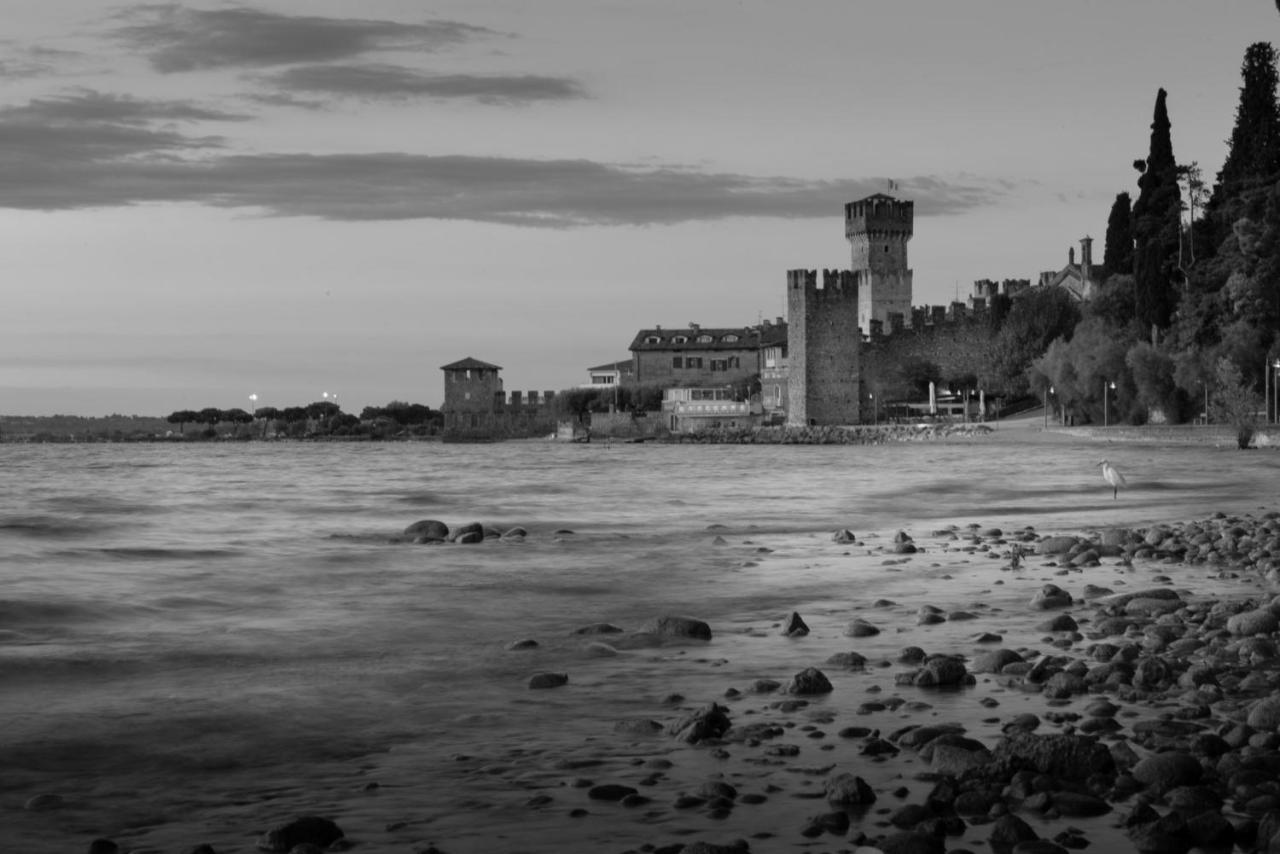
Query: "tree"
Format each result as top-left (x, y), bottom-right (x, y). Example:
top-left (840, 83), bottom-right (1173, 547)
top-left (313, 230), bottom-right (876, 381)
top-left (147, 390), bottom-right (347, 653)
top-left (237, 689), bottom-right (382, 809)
top-left (165, 409), bottom-right (199, 434)
top-left (1131, 88), bottom-right (1184, 334)
top-left (1211, 356), bottom-right (1262, 448)
top-left (197, 407), bottom-right (224, 426)
top-left (1215, 43), bottom-right (1280, 205)
top-left (1103, 192), bottom-right (1134, 277)
top-left (1126, 342), bottom-right (1184, 423)
top-left (986, 286), bottom-right (1081, 396)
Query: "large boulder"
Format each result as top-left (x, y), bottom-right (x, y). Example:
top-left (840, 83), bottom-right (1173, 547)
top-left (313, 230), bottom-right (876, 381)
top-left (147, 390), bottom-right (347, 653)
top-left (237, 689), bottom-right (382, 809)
top-left (1228, 608), bottom-right (1279, 636)
top-left (643, 615), bottom-right (712, 640)
top-left (1247, 695), bottom-right (1280, 730)
top-left (403, 519), bottom-right (449, 541)
top-left (824, 772), bottom-right (876, 805)
top-left (258, 816), bottom-right (344, 852)
top-left (669, 702), bottom-right (731, 743)
top-left (785, 667), bottom-right (833, 695)
top-left (448, 521), bottom-right (485, 544)
top-left (1131, 751), bottom-right (1202, 794)
top-left (1031, 584), bottom-right (1073, 610)
top-left (993, 732), bottom-right (1114, 781)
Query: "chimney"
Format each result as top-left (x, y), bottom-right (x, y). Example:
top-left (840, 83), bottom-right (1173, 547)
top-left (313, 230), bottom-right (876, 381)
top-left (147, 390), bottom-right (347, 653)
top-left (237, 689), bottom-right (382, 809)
top-left (689, 322), bottom-right (700, 333)
top-left (1068, 246), bottom-right (1075, 266)
top-left (1080, 236), bottom-right (1093, 271)
top-left (775, 316), bottom-right (784, 326)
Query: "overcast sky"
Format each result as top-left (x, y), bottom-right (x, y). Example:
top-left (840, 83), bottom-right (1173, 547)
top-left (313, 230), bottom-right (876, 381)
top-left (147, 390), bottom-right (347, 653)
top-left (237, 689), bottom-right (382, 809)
top-left (2, 1), bottom-right (1276, 416)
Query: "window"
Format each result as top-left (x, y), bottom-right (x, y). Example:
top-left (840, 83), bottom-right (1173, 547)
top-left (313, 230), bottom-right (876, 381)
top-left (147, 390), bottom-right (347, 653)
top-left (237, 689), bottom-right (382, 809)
top-left (644, 335), bottom-right (661, 344)
top-left (729, 356), bottom-right (740, 369)
top-left (723, 334), bottom-right (739, 343)
top-left (711, 359), bottom-right (727, 371)
top-left (672, 357), bottom-right (683, 369)
top-left (697, 334), bottom-right (713, 343)
top-left (686, 357), bottom-right (703, 369)
top-left (673, 335), bottom-right (688, 344)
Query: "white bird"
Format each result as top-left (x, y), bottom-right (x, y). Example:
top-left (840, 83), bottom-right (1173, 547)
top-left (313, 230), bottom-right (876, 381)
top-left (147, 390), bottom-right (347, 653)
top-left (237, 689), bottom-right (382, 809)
top-left (1099, 459), bottom-right (1127, 499)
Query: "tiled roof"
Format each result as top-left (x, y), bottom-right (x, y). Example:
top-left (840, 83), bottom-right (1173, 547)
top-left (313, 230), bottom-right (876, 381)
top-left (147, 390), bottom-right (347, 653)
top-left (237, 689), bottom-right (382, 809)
top-left (628, 324), bottom-right (786, 352)
top-left (440, 356), bottom-right (503, 371)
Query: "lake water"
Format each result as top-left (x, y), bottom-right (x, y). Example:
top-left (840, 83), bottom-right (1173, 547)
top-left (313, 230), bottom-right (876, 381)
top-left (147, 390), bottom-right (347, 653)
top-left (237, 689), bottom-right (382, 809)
top-left (2, 436), bottom-right (1277, 853)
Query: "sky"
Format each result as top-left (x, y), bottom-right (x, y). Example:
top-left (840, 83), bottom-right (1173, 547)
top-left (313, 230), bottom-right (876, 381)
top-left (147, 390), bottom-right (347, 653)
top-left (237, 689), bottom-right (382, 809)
top-left (2, 1), bottom-right (1278, 416)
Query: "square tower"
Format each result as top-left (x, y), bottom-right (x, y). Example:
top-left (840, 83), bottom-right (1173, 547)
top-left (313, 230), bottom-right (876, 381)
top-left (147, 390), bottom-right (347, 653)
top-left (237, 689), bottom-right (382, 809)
top-left (846, 194), bottom-right (913, 335)
top-left (786, 269), bottom-right (861, 426)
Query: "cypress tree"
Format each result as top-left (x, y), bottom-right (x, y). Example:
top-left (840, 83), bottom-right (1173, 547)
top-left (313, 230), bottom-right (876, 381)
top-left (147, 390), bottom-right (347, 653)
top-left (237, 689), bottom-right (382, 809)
top-left (1131, 88), bottom-right (1182, 332)
top-left (1103, 192), bottom-right (1133, 276)
top-left (1215, 42), bottom-right (1280, 204)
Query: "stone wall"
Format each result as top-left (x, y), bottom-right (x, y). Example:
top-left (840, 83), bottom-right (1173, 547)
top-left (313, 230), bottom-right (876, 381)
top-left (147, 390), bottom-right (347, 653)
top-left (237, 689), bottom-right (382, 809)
top-left (786, 269), bottom-right (861, 426)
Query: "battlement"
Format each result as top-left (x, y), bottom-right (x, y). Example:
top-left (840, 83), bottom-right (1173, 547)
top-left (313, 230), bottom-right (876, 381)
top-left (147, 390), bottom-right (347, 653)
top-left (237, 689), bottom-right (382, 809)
top-left (787, 268), bottom-right (859, 298)
top-left (845, 194), bottom-right (913, 240)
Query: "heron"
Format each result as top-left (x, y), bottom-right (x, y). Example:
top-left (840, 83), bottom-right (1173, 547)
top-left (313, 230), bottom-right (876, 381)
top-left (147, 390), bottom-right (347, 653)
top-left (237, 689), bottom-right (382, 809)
top-left (1099, 459), bottom-right (1126, 499)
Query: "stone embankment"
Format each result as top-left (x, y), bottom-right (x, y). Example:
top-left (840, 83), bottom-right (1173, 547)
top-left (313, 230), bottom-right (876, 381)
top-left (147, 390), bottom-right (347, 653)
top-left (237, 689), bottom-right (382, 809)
top-left (669, 423), bottom-right (994, 444)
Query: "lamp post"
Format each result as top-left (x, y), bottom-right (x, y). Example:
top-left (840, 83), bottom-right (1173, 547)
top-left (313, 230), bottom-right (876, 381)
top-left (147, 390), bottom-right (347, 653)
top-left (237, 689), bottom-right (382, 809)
top-left (1273, 360), bottom-right (1280, 424)
top-left (1103, 380), bottom-right (1116, 427)
top-left (869, 393), bottom-right (877, 425)
top-left (1043, 385), bottom-right (1055, 428)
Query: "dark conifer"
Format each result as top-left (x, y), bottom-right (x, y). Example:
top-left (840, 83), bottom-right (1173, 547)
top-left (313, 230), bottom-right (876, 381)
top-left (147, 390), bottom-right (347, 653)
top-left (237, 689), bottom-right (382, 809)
top-left (1103, 192), bottom-right (1133, 276)
top-left (1214, 42), bottom-right (1280, 205)
top-left (1131, 88), bottom-right (1182, 332)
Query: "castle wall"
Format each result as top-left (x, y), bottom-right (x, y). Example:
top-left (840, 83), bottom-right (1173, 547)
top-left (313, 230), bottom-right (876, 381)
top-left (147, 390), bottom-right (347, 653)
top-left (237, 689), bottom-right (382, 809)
top-left (786, 269), bottom-right (861, 426)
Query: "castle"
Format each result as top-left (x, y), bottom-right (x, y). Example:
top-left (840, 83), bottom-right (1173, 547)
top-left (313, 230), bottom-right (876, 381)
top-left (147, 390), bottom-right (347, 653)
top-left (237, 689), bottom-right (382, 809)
top-left (442, 192), bottom-right (1087, 437)
top-left (786, 193), bottom-right (914, 425)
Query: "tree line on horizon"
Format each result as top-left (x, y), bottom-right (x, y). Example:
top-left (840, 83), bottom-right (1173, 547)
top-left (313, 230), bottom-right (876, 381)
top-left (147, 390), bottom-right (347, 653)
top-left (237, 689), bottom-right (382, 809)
top-left (162, 400), bottom-right (443, 439)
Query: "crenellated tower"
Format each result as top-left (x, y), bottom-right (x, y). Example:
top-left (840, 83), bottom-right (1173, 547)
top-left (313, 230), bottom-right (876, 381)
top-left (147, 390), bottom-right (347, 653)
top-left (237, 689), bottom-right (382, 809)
top-left (786, 268), bottom-right (861, 426)
top-left (845, 194), bottom-right (913, 334)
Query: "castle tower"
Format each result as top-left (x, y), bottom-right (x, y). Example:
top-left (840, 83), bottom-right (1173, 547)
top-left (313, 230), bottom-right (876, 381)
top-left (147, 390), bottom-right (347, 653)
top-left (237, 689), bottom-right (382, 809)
top-left (846, 194), bottom-right (913, 334)
top-left (440, 356), bottom-right (504, 440)
top-left (786, 268), bottom-right (861, 426)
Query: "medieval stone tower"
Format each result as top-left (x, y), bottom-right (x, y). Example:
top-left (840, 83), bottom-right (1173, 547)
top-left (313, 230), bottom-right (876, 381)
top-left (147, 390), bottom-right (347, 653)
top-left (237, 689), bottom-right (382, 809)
top-left (786, 269), bottom-right (861, 426)
top-left (846, 194), bottom-right (913, 334)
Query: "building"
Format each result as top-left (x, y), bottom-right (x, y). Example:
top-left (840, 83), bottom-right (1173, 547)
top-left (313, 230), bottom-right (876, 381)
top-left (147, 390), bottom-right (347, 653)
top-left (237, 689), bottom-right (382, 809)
top-left (661, 386), bottom-right (756, 433)
top-left (627, 322), bottom-right (782, 389)
top-left (849, 194), bottom-right (914, 334)
top-left (1039, 237), bottom-right (1102, 302)
top-left (440, 356), bottom-right (556, 441)
top-left (583, 359), bottom-right (634, 387)
top-left (786, 269), bottom-right (862, 426)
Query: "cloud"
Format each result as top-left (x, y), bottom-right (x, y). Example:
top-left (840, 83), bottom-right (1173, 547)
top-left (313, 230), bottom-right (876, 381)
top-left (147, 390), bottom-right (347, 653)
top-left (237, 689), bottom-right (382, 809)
top-left (109, 4), bottom-right (498, 72)
top-left (254, 63), bottom-right (586, 105)
top-left (0, 91), bottom-right (1007, 223)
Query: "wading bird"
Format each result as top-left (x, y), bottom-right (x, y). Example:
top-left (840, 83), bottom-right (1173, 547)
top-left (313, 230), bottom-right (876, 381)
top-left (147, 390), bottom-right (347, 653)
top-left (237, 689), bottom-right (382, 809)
top-left (1099, 459), bottom-right (1126, 499)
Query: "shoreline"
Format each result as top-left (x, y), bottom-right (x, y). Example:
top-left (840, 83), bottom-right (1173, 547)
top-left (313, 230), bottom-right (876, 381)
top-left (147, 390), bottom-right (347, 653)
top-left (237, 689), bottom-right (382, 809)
top-left (41, 508), bottom-right (1280, 854)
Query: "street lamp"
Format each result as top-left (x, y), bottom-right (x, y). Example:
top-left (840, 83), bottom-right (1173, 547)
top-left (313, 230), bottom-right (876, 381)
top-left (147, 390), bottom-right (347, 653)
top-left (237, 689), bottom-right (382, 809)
top-left (249, 393), bottom-right (258, 412)
top-left (869, 392), bottom-right (877, 425)
top-left (1043, 385), bottom-right (1054, 428)
top-left (1103, 380), bottom-right (1116, 427)
top-left (1273, 360), bottom-right (1280, 424)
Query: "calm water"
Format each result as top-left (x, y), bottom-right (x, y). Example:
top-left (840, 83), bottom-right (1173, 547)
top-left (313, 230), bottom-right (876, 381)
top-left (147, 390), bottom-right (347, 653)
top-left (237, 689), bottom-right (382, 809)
top-left (2, 437), bottom-right (1276, 852)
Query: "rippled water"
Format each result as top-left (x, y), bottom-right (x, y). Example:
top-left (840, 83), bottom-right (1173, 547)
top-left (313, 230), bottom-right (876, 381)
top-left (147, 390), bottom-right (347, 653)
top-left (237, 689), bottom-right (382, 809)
top-left (2, 436), bottom-right (1277, 852)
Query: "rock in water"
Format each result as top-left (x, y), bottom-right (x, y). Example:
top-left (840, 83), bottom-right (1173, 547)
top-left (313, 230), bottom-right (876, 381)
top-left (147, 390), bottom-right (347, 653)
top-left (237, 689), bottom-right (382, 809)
top-left (782, 611), bottom-right (810, 637)
top-left (1031, 584), bottom-right (1073, 609)
top-left (644, 615), bottom-right (712, 640)
top-left (448, 521), bottom-right (484, 543)
top-left (824, 771), bottom-right (876, 805)
top-left (786, 666), bottom-right (833, 695)
top-left (403, 519), bottom-right (449, 540)
top-left (528, 672), bottom-right (569, 689)
top-left (669, 702), bottom-right (732, 743)
top-left (257, 816), bottom-right (344, 852)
